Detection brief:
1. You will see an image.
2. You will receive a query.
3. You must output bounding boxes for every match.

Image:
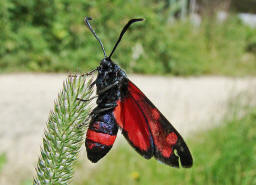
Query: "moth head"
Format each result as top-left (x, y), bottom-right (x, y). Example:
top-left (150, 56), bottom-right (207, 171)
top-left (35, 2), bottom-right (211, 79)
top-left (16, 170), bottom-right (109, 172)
top-left (100, 58), bottom-right (112, 68)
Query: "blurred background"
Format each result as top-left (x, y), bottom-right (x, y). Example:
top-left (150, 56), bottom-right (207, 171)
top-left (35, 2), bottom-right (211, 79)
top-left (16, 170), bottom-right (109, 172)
top-left (0, 0), bottom-right (256, 184)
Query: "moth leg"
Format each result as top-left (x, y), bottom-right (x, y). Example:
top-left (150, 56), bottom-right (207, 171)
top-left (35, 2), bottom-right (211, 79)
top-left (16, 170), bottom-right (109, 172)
top-left (92, 103), bottom-right (117, 114)
top-left (90, 80), bottom-right (96, 88)
top-left (77, 96), bottom-right (98, 102)
top-left (69, 68), bottom-right (98, 78)
top-left (77, 117), bottom-right (91, 128)
top-left (102, 102), bottom-right (118, 107)
top-left (92, 106), bottom-right (116, 114)
top-left (97, 81), bottom-right (119, 95)
top-left (77, 103), bottom-right (117, 128)
top-left (77, 81), bottom-right (119, 102)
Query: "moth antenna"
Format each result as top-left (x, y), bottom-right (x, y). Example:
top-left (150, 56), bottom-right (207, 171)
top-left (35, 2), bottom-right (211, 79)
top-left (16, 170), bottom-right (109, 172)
top-left (108, 18), bottom-right (144, 59)
top-left (85, 17), bottom-right (107, 58)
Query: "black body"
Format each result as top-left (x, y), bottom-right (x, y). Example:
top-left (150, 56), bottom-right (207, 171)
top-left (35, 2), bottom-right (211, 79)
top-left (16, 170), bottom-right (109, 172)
top-left (84, 18), bottom-right (142, 163)
top-left (85, 58), bottom-right (128, 162)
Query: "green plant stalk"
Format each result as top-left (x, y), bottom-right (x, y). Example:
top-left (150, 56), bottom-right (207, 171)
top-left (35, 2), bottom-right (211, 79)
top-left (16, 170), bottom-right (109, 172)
top-left (33, 76), bottom-right (94, 185)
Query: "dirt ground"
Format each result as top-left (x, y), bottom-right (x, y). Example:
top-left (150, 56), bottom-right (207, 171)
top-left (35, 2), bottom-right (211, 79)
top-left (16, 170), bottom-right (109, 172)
top-left (0, 74), bottom-right (256, 184)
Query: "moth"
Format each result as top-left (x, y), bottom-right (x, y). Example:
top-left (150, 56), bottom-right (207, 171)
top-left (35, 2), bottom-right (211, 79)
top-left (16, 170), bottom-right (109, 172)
top-left (79, 17), bottom-right (193, 167)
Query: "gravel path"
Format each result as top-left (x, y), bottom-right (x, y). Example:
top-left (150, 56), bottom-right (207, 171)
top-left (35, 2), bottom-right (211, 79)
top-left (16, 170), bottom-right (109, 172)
top-left (0, 74), bottom-right (256, 184)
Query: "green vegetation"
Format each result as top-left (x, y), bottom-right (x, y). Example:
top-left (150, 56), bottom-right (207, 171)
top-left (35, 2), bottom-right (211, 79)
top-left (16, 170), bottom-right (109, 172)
top-left (75, 109), bottom-right (256, 185)
top-left (21, 179), bottom-right (33, 185)
top-left (34, 76), bottom-right (93, 184)
top-left (0, 0), bottom-right (256, 75)
top-left (0, 153), bottom-right (7, 173)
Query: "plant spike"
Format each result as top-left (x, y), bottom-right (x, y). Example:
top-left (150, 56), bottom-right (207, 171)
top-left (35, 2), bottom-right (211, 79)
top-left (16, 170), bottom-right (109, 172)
top-left (34, 76), bottom-right (94, 185)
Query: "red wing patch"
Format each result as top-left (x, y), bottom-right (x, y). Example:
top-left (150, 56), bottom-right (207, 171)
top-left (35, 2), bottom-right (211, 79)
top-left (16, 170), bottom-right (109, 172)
top-left (113, 98), bottom-right (154, 159)
top-left (125, 80), bottom-right (193, 168)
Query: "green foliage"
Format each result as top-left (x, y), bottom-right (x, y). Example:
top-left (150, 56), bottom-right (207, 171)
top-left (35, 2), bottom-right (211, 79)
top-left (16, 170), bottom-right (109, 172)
top-left (0, 153), bottom-right (7, 173)
top-left (75, 109), bottom-right (256, 185)
top-left (0, 0), bottom-right (256, 75)
top-left (34, 76), bottom-right (93, 184)
top-left (22, 179), bottom-right (34, 185)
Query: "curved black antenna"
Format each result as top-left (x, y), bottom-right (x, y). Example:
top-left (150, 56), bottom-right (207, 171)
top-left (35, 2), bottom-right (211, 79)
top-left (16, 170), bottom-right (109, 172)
top-left (85, 17), bottom-right (107, 58)
top-left (108, 18), bottom-right (144, 59)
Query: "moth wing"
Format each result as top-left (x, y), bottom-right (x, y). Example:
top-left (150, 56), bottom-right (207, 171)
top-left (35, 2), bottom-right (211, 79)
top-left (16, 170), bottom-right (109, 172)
top-left (113, 90), bottom-right (154, 159)
top-left (124, 80), bottom-right (193, 167)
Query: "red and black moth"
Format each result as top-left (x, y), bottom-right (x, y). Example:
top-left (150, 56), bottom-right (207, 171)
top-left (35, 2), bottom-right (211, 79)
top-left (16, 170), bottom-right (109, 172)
top-left (79, 17), bottom-right (193, 168)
